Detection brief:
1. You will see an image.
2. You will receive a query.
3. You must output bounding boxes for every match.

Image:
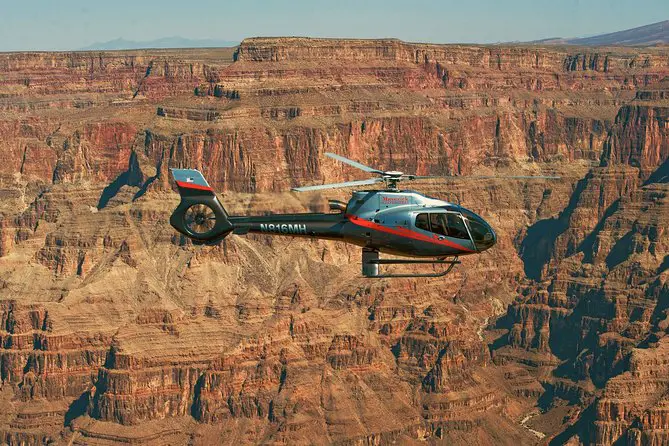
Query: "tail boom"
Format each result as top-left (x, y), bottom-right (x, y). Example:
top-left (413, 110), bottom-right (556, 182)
top-left (169, 169), bottom-right (348, 245)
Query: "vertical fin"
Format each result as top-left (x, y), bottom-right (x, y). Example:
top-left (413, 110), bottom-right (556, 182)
top-left (169, 169), bottom-right (233, 242)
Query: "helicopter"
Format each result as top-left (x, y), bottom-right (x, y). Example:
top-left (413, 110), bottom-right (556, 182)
top-left (169, 153), bottom-right (559, 278)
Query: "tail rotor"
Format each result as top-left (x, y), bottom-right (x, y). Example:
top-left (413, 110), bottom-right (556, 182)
top-left (170, 169), bottom-right (233, 243)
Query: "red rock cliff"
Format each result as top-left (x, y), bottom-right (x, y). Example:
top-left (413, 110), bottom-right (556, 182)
top-left (0, 38), bottom-right (667, 444)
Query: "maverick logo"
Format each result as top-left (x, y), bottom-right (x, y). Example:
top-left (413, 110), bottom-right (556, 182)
top-left (382, 196), bottom-right (409, 204)
top-left (260, 223), bottom-right (308, 234)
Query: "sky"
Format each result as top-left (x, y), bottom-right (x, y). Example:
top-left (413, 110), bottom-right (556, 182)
top-left (0, 0), bottom-right (667, 51)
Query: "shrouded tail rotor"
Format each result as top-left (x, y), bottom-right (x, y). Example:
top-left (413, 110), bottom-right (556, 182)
top-left (170, 169), bottom-right (233, 243)
top-left (184, 203), bottom-right (217, 235)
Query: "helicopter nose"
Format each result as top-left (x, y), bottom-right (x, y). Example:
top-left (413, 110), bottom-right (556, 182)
top-left (463, 213), bottom-right (496, 251)
top-left (473, 223), bottom-right (496, 252)
top-left (486, 226), bottom-right (497, 250)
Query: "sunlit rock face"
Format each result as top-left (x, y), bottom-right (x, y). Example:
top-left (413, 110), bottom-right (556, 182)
top-left (0, 38), bottom-right (667, 444)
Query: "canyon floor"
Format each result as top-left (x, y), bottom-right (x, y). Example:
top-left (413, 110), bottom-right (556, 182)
top-left (0, 38), bottom-right (667, 445)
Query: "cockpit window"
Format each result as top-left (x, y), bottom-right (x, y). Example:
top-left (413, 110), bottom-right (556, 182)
top-left (467, 218), bottom-right (490, 242)
top-left (445, 213), bottom-right (470, 239)
top-left (415, 212), bottom-right (471, 240)
top-left (459, 208), bottom-right (496, 250)
top-left (416, 213), bottom-right (430, 231)
top-left (465, 217), bottom-right (495, 249)
top-left (429, 213), bottom-right (449, 236)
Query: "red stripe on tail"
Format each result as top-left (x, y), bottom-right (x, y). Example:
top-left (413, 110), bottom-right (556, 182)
top-left (175, 181), bottom-right (214, 192)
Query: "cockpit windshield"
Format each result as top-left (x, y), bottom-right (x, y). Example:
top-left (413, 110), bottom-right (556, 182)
top-left (459, 208), bottom-right (496, 251)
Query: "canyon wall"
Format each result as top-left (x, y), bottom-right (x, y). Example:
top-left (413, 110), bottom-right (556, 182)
top-left (0, 39), bottom-right (667, 444)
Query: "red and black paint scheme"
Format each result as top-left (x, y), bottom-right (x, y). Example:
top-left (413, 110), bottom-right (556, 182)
top-left (170, 153), bottom-right (556, 277)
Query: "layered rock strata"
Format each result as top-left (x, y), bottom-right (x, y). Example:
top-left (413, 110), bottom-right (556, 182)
top-left (0, 38), bottom-right (667, 444)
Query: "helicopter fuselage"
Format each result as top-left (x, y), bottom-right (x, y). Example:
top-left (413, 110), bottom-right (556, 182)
top-left (168, 145), bottom-right (559, 277)
top-left (169, 168), bottom-right (499, 277)
top-left (227, 189), bottom-right (495, 258)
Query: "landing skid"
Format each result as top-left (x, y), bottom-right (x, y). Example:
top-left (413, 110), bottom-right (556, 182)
top-left (362, 248), bottom-right (460, 278)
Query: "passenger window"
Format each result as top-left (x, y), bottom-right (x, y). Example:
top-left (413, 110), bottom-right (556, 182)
top-left (415, 213), bottom-right (430, 231)
top-left (446, 213), bottom-right (470, 239)
top-left (429, 213), bottom-right (449, 236)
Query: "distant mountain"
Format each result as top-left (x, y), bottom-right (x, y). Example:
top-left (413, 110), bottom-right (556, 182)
top-left (79, 36), bottom-right (239, 51)
top-left (533, 20), bottom-right (669, 46)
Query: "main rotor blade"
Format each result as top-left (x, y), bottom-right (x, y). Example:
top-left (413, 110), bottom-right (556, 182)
top-left (325, 152), bottom-right (385, 175)
top-left (291, 178), bottom-right (383, 192)
top-left (404, 175), bottom-right (443, 180)
top-left (454, 175), bottom-right (561, 180)
top-left (410, 175), bottom-right (561, 180)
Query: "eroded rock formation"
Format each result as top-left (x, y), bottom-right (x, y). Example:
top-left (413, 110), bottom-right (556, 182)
top-left (0, 38), bottom-right (667, 444)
